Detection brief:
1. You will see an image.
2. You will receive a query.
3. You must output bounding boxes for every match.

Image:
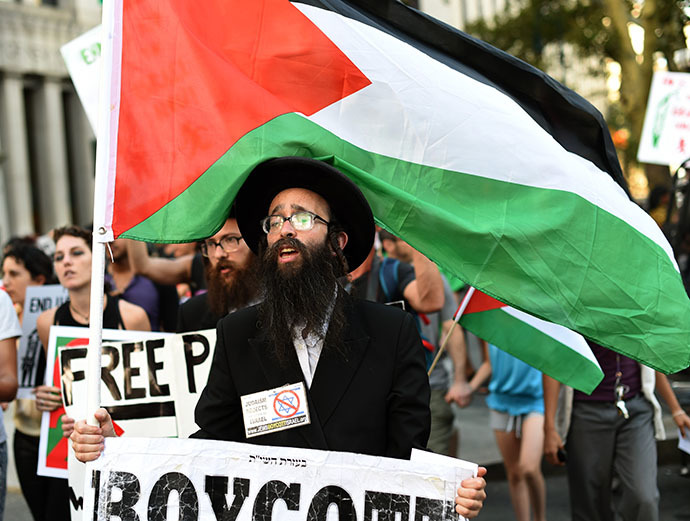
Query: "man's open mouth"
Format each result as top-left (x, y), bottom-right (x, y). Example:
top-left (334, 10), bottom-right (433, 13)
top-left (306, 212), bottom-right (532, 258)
top-left (279, 247), bottom-right (299, 262)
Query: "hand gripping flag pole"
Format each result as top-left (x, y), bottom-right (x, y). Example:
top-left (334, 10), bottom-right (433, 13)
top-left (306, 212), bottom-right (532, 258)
top-left (427, 287), bottom-right (475, 377)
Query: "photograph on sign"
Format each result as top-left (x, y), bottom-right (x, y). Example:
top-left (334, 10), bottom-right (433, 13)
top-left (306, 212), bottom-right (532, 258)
top-left (16, 285), bottom-right (68, 399)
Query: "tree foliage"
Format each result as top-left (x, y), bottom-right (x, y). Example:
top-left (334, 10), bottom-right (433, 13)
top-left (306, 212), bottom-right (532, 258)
top-left (465, 0), bottom-right (689, 180)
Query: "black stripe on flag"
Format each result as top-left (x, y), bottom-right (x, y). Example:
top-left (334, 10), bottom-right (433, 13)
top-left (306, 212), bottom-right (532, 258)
top-left (297, 0), bottom-right (629, 196)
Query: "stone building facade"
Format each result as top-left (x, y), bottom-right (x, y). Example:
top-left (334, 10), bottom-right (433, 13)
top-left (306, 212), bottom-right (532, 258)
top-left (0, 0), bottom-right (100, 242)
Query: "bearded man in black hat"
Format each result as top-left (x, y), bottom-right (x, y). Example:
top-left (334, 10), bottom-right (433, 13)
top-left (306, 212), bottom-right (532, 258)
top-left (70, 157), bottom-right (486, 517)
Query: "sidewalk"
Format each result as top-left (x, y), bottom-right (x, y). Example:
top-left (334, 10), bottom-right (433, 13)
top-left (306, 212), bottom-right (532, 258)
top-left (454, 389), bottom-right (690, 520)
top-left (455, 390), bottom-right (687, 472)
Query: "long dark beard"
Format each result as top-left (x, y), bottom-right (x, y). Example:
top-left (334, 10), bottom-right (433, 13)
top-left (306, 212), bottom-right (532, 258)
top-left (258, 237), bottom-right (347, 367)
top-left (206, 255), bottom-right (260, 317)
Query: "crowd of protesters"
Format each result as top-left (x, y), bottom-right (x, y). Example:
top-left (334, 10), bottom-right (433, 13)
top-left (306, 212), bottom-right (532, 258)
top-left (0, 181), bottom-right (688, 521)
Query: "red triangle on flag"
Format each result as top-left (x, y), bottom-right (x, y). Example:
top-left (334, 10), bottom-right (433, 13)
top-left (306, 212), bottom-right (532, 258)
top-left (111, 418), bottom-right (125, 437)
top-left (113, 0), bottom-right (371, 236)
top-left (464, 289), bottom-right (506, 314)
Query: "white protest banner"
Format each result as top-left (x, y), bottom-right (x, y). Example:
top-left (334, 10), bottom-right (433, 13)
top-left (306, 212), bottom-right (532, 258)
top-left (39, 326), bottom-right (168, 480)
top-left (84, 437), bottom-right (477, 521)
top-left (60, 25), bottom-right (102, 133)
top-left (169, 329), bottom-right (216, 438)
top-left (638, 71), bottom-right (690, 166)
top-left (17, 285), bottom-right (68, 398)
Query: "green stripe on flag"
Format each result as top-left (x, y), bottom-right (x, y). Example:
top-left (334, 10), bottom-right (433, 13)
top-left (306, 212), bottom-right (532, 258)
top-left (121, 113), bottom-right (690, 374)
top-left (461, 308), bottom-right (603, 393)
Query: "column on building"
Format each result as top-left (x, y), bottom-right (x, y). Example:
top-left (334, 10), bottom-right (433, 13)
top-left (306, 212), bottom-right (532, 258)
top-left (0, 137), bottom-right (11, 243)
top-left (0, 73), bottom-right (35, 237)
top-left (34, 76), bottom-right (72, 231)
top-left (64, 89), bottom-right (95, 226)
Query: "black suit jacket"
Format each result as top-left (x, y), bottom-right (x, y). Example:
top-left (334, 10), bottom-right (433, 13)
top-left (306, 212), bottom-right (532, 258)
top-left (193, 295), bottom-right (431, 459)
top-left (177, 293), bottom-right (222, 333)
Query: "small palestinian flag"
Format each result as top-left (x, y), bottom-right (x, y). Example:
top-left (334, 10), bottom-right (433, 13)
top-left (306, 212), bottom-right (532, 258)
top-left (458, 289), bottom-right (603, 394)
top-left (96, 0), bottom-right (690, 373)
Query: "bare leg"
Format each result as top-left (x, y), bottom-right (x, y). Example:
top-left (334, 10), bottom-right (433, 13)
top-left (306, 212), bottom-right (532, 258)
top-left (494, 428), bottom-right (530, 521)
top-left (519, 414), bottom-right (547, 521)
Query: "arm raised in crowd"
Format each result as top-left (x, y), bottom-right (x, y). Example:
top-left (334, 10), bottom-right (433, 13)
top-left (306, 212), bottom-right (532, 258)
top-left (127, 240), bottom-right (193, 286)
top-left (402, 248), bottom-right (443, 313)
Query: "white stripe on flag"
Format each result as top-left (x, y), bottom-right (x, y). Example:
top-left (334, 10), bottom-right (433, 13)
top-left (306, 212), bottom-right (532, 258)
top-left (502, 306), bottom-right (600, 368)
top-left (294, 3), bottom-right (675, 268)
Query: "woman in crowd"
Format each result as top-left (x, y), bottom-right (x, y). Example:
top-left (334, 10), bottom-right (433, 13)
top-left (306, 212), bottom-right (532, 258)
top-left (1, 243), bottom-right (66, 521)
top-left (34, 226), bottom-right (150, 521)
top-left (36, 226), bottom-right (151, 343)
top-left (469, 342), bottom-right (546, 521)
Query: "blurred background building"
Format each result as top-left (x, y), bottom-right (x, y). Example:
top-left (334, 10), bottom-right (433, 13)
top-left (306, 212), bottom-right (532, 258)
top-left (0, 0), bottom-right (100, 243)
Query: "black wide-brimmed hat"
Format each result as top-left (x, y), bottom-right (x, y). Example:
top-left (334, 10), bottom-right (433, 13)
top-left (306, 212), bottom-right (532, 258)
top-left (235, 157), bottom-right (375, 271)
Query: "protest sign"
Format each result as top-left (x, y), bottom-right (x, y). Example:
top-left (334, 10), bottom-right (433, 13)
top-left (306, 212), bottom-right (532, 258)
top-left (61, 328), bottom-right (216, 439)
top-left (38, 326), bottom-right (167, 479)
top-left (55, 329), bottom-right (215, 521)
top-left (60, 25), bottom-right (102, 133)
top-left (17, 285), bottom-right (68, 398)
top-left (84, 437), bottom-right (477, 521)
top-left (60, 335), bottom-right (178, 438)
top-left (169, 329), bottom-right (216, 437)
top-left (638, 71), bottom-right (690, 166)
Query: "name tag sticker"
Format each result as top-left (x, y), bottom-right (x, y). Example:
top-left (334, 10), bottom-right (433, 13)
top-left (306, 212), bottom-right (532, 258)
top-left (241, 382), bottom-right (310, 438)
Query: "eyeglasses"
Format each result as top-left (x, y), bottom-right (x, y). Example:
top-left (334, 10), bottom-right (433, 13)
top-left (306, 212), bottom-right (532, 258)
top-left (261, 211), bottom-right (329, 235)
top-left (200, 236), bottom-right (243, 257)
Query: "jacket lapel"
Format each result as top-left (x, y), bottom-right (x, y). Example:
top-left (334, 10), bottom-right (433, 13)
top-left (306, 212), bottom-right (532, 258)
top-left (248, 331), bottom-right (302, 389)
top-left (309, 300), bottom-right (370, 426)
top-left (248, 329), bottom-right (329, 451)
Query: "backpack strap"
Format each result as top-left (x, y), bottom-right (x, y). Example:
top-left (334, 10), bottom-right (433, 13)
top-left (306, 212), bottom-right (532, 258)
top-left (364, 256), bottom-right (382, 302)
top-left (378, 257), bottom-right (400, 302)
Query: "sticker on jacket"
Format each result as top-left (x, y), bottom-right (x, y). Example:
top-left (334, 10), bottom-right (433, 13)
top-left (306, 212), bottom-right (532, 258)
top-left (240, 382), bottom-right (310, 438)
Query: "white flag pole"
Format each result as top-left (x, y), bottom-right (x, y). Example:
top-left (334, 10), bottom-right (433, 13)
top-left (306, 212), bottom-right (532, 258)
top-left (427, 286), bottom-right (475, 377)
top-left (86, 0), bottom-right (120, 426)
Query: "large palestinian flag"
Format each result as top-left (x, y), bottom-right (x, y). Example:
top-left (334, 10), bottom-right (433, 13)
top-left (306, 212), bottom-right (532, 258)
top-left (97, 0), bottom-right (690, 373)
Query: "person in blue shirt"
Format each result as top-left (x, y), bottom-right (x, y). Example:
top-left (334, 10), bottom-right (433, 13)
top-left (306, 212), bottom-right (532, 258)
top-left (469, 342), bottom-right (546, 521)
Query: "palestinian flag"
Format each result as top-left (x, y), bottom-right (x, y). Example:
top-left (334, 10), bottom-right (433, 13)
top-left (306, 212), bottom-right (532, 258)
top-left (98, 0), bottom-right (690, 373)
top-left (458, 289), bottom-right (603, 394)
